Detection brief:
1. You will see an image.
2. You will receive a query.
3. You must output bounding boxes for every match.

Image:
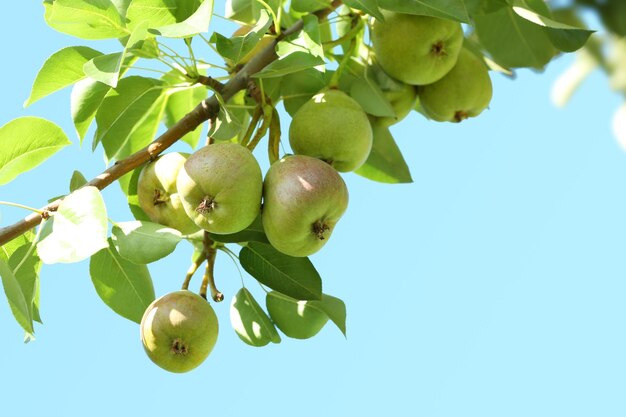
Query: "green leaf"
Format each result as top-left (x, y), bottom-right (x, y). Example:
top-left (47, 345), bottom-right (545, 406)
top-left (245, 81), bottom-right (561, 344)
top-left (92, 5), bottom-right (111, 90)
top-left (239, 242), bottom-right (322, 301)
top-left (598, 0), bottom-right (626, 37)
top-left (164, 85), bottom-right (207, 148)
top-left (208, 215), bottom-right (268, 244)
top-left (112, 94), bottom-right (168, 160)
top-left (69, 170), bottom-right (88, 192)
top-left (281, 68), bottom-right (326, 116)
top-left (355, 121), bottom-right (412, 183)
top-left (0, 117), bottom-right (71, 186)
top-left (24, 46), bottom-right (103, 107)
top-left (309, 294), bottom-right (347, 337)
top-left (253, 52), bottom-right (325, 78)
top-left (83, 52), bottom-right (124, 88)
top-left (378, 0), bottom-right (469, 23)
top-left (150, 0), bottom-right (214, 38)
top-left (350, 75), bottom-right (396, 118)
top-left (474, 5), bottom-right (557, 69)
top-left (343, 0), bottom-right (384, 21)
top-left (211, 10), bottom-right (273, 64)
top-left (36, 186), bottom-right (108, 264)
top-left (265, 290), bottom-right (328, 339)
top-left (71, 56), bottom-right (138, 142)
top-left (225, 0), bottom-right (264, 24)
top-left (71, 78), bottom-right (112, 142)
top-left (90, 239), bottom-right (155, 323)
top-left (0, 259), bottom-right (34, 336)
top-left (94, 76), bottom-right (164, 161)
top-left (511, 1), bottom-right (593, 52)
top-left (118, 166), bottom-right (151, 221)
top-left (230, 287), bottom-right (281, 347)
top-left (111, 221), bottom-right (182, 264)
top-left (291, 0), bottom-right (332, 13)
top-left (0, 231), bottom-right (43, 325)
top-left (111, 0), bottom-right (132, 17)
top-left (208, 93), bottom-right (248, 142)
top-left (83, 22), bottom-right (149, 87)
top-left (125, 0), bottom-right (179, 30)
top-left (44, 0), bottom-right (129, 40)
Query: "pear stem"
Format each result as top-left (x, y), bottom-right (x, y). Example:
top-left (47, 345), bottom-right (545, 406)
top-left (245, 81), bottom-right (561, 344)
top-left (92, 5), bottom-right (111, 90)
top-left (182, 248), bottom-right (207, 290)
top-left (200, 232), bottom-right (223, 302)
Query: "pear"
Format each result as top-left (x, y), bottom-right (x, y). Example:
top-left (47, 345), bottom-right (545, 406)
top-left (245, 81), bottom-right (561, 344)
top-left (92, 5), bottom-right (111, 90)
top-left (140, 290), bottom-right (219, 373)
top-left (137, 152), bottom-right (199, 235)
top-left (419, 48), bottom-right (493, 122)
top-left (371, 11), bottom-right (463, 85)
top-left (177, 143), bottom-right (263, 234)
top-left (289, 89), bottom-right (373, 172)
top-left (379, 83), bottom-right (418, 127)
top-left (266, 291), bottom-right (329, 339)
top-left (262, 155), bottom-right (349, 257)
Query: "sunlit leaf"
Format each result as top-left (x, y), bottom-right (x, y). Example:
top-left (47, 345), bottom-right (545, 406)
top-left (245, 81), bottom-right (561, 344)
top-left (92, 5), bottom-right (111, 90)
top-left (150, 0), bottom-right (214, 38)
top-left (37, 187), bottom-right (108, 264)
top-left (0, 117), bottom-right (71, 186)
top-left (44, 0), bottom-right (128, 40)
top-left (25, 46), bottom-right (102, 107)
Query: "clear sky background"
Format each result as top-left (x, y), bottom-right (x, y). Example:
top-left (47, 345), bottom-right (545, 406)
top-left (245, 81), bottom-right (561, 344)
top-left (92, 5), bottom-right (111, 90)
top-left (1, 2), bottom-right (626, 416)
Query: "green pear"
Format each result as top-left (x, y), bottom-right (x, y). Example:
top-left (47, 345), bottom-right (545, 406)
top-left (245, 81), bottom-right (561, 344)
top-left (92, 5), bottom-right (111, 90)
top-left (262, 155), bottom-right (349, 257)
top-left (140, 290), bottom-right (219, 373)
top-left (266, 291), bottom-right (328, 339)
top-left (367, 63), bottom-right (418, 127)
top-left (419, 48), bottom-right (493, 122)
top-left (289, 89), bottom-right (373, 172)
top-left (371, 11), bottom-right (463, 85)
top-left (176, 143), bottom-right (263, 234)
top-left (137, 152), bottom-right (199, 235)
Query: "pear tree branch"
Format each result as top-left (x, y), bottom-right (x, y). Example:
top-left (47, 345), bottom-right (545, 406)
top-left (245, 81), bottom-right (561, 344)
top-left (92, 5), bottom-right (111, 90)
top-left (0, 1), bottom-right (342, 246)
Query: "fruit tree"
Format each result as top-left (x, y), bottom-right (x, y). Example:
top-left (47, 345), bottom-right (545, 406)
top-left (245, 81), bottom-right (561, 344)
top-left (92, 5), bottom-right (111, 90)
top-left (0, 0), bottom-right (607, 373)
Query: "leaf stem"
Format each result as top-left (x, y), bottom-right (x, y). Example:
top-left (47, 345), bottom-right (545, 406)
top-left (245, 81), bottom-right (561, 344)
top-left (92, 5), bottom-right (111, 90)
top-left (0, 201), bottom-right (44, 215)
top-left (12, 221), bottom-right (45, 275)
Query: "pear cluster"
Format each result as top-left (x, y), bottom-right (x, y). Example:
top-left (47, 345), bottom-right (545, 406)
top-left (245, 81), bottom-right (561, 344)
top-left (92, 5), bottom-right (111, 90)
top-left (371, 11), bottom-right (493, 124)
top-left (133, 11), bottom-right (500, 373)
top-left (137, 140), bottom-right (351, 258)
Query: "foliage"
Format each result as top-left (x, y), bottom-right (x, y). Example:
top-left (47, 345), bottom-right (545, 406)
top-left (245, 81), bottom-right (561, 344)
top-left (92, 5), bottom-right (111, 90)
top-left (0, 0), bottom-right (604, 371)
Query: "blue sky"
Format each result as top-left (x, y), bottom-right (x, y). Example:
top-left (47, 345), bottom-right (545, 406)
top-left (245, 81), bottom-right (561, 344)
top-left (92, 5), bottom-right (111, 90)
top-left (1, 2), bottom-right (626, 416)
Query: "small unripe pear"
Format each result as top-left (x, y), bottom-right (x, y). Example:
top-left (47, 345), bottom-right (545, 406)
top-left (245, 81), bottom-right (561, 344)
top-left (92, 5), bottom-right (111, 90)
top-left (262, 155), bottom-right (349, 257)
top-left (140, 290), bottom-right (219, 373)
top-left (371, 12), bottom-right (463, 85)
top-left (177, 143), bottom-right (263, 234)
top-left (419, 48), bottom-right (493, 122)
top-left (289, 89), bottom-right (373, 172)
top-left (379, 83), bottom-right (419, 127)
top-left (137, 152), bottom-right (199, 234)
